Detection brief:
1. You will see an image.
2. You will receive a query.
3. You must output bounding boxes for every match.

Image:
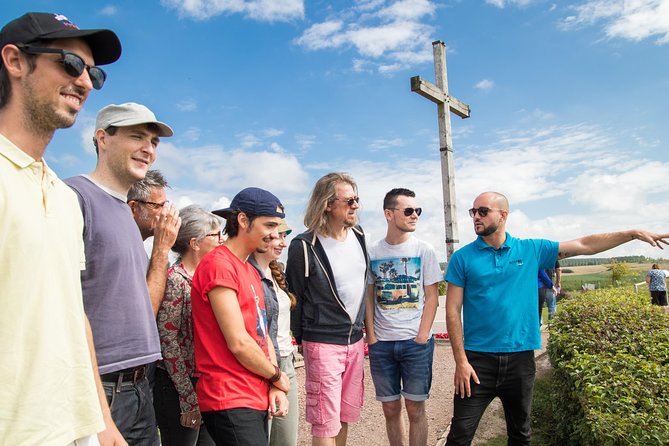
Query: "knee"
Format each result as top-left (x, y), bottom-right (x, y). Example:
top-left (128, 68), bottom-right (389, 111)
top-left (404, 401), bottom-right (426, 423)
top-left (382, 401), bottom-right (403, 419)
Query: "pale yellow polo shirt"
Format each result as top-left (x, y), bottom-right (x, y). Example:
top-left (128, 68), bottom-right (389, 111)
top-left (0, 134), bottom-right (104, 445)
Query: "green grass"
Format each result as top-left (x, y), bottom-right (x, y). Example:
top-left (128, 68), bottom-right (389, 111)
top-left (560, 270), bottom-right (647, 291)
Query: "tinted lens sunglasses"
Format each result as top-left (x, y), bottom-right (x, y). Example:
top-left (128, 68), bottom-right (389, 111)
top-left (468, 207), bottom-right (504, 218)
top-left (388, 207), bottom-right (422, 216)
top-left (334, 196), bottom-right (360, 207)
top-left (18, 45), bottom-right (107, 90)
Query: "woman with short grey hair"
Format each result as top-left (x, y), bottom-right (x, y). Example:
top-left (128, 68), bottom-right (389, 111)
top-left (154, 204), bottom-right (222, 446)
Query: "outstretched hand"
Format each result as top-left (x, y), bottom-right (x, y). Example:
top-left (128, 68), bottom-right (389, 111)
top-left (635, 231), bottom-right (669, 249)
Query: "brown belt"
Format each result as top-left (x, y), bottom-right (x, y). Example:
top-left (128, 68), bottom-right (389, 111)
top-left (100, 365), bottom-right (146, 385)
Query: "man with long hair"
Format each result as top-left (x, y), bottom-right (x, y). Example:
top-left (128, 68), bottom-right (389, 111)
top-left (287, 172), bottom-right (369, 446)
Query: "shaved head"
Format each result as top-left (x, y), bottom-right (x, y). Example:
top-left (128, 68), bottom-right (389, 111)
top-left (476, 192), bottom-right (509, 211)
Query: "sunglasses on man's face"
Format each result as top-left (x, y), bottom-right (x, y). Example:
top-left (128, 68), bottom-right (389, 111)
top-left (468, 207), bottom-right (504, 218)
top-left (18, 45), bottom-right (107, 90)
top-left (334, 196), bottom-right (360, 207)
top-left (389, 207), bottom-right (422, 217)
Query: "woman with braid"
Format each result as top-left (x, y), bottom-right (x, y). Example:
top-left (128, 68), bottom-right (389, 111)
top-left (250, 220), bottom-right (299, 446)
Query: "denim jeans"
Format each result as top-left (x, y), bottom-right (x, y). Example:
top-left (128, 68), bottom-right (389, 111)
top-left (102, 371), bottom-right (159, 446)
top-left (153, 367), bottom-right (215, 446)
top-left (368, 337), bottom-right (434, 401)
top-left (202, 408), bottom-right (268, 446)
top-left (538, 288), bottom-right (556, 323)
top-left (446, 350), bottom-right (536, 446)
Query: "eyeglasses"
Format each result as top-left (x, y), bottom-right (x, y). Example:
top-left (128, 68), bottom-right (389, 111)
top-left (205, 231), bottom-right (224, 242)
top-left (468, 207), bottom-right (505, 218)
top-left (134, 200), bottom-right (167, 210)
top-left (17, 45), bottom-right (107, 90)
top-left (388, 207), bottom-right (422, 217)
top-left (334, 196), bottom-right (360, 207)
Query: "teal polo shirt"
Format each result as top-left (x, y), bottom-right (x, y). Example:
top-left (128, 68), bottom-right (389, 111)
top-left (445, 233), bottom-right (558, 352)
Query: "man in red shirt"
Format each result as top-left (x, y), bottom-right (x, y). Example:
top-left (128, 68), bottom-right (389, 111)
top-left (191, 187), bottom-right (290, 445)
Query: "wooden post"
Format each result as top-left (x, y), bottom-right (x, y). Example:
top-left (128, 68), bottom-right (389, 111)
top-left (411, 40), bottom-right (470, 261)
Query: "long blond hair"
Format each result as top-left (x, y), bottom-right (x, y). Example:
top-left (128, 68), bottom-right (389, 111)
top-left (303, 172), bottom-right (358, 236)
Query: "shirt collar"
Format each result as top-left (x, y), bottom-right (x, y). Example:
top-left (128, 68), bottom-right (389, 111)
top-left (475, 232), bottom-right (514, 251)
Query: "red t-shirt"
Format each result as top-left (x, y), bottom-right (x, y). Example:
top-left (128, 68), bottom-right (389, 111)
top-left (191, 245), bottom-right (270, 411)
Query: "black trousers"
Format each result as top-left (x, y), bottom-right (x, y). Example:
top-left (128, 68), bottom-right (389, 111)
top-left (446, 350), bottom-right (536, 446)
top-left (202, 407), bottom-right (268, 446)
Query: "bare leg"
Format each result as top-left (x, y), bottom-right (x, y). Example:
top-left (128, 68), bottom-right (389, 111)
top-left (335, 422), bottom-right (348, 446)
top-left (381, 400), bottom-right (406, 446)
top-left (405, 400), bottom-right (427, 446)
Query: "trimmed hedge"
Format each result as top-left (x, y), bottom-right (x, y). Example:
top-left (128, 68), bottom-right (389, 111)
top-left (546, 287), bottom-right (669, 445)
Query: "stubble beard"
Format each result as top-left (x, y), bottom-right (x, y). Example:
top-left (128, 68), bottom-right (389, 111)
top-left (22, 77), bottom-right (77, 136)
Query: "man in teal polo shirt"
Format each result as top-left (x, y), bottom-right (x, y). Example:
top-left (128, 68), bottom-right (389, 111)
top-left (444, 191), bottom-right (668, 445)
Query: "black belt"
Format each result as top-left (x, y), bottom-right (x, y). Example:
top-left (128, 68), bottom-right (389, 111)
top-left (101, 365), bottom-right (147, 385)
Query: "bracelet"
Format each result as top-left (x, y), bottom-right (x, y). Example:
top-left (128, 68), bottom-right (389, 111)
top-left (269, 364), bottom-right (281, 383)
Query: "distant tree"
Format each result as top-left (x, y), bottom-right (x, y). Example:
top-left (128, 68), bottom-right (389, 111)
top-left (609, 260), bottom-right (631, 286)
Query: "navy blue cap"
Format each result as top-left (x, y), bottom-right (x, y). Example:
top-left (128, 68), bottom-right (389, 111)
top-left (213, 187), bottom-right (285, 219)
top-left (0, 12), bottom-right (121, 65)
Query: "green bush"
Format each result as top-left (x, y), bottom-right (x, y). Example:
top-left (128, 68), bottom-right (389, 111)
top-left (546, 287), bottom-right (669, 445)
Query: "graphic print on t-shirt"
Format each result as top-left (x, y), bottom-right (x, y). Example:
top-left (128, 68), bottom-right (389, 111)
top-left (371, 256), bottom-right (422, 309)
top-left (251, 284), bottom-right (267, 347)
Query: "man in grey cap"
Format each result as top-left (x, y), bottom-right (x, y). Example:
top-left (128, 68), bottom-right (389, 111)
top-left (65, 102), bottom-right (174, 445)
top-left (0, 12), bottom-right (125, 446)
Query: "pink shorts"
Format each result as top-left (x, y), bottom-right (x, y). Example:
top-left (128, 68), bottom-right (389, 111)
top-left (302, 338), bottom-right (365, 438)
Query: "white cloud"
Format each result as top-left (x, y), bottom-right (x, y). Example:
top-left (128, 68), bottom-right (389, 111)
top-left (100, 5), bottom-right (119, 16)
top-left (177, 99), bottom-right (197, 112)
top-left (263, 128), bottom-right (285, 137)
top-left (295, 0), bottom-right (436, 73)
top-left (475, 79), bottom-right (495, 91)
top-left (368, 137), bottom-right (406, 151)
top-left (161, 0), bottom-right (304, 22)
top-left (295, 134), bottom-right (316, 152)
top-left (152, 142), bottom-right (310, 198)
top-left (486, 0), bottom-right (536, 7)
top-left (561, 0), bottom-right (669, 44)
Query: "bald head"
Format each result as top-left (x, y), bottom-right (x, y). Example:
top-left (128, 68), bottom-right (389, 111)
top-left (476, 192), bottom-right (509, 211)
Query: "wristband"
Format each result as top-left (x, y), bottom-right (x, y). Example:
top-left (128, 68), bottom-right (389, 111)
top-left (269, 364), bottom-right (281, 383)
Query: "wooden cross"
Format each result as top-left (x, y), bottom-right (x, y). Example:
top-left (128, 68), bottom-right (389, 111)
top-left (411, 40), bottom-right (470, 261)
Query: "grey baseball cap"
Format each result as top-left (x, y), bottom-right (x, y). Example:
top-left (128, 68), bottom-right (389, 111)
top-left (95, 102), bottom-right (173, 137)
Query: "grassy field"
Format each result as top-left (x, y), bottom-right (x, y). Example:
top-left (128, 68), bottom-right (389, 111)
top-left (560, 263), bottom-right (653, 291)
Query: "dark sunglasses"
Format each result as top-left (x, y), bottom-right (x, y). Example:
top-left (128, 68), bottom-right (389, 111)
top-left (334, 196), bottom-right (360, 207)
top-left (131, 200), bottom-right (168, 210)
top-left (389, 207), bottom-right (422, 217)
top-left (468, 207), bottom-right (504, 218)
top-left (18, 45), bottom-right (107, 90)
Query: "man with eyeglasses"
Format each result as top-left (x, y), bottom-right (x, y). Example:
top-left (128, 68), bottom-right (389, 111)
top-left (65, 102), bottom-right (174, 445)
top-left (365, 188), bottom-right (442, 446)
top-left (128, 169), bottom-right (181, 315)
top-left (444, 191), bottom-right (669, 445)
top-left (0, 12), bottom-right (127, 446)
top-left (286, 172), bottom-right (369, 446)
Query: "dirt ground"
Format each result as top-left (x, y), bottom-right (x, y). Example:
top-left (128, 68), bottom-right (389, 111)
top-left (292, 335), bottom-right (550, 446)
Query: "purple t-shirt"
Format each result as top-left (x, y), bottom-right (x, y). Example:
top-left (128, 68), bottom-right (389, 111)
top-left (65, 176), bottom-right (161, 374)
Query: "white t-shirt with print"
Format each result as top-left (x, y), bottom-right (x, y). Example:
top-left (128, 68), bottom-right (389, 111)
top-left (368, 236), bottom-right (443, 340)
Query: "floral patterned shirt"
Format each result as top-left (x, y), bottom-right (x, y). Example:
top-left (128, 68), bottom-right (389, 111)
top-left (156, 260), bottom-right (199, 413)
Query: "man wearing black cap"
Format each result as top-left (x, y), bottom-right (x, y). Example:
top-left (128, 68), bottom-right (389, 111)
top-left (190, 187), bottom-right (290, 446)
top-left (65, 102), bottom-right (175, 445)
top-left (0, 12), bottom-right (125, 446)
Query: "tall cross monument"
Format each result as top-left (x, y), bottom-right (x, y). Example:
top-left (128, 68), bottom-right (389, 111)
top-left (411, 40), bottom-right (470, 261)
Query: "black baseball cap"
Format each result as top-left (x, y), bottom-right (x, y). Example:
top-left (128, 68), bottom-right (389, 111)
top-left (0, 12), bottom-right (121, 65)
top-left (213, 187), bottom-right (285, 219)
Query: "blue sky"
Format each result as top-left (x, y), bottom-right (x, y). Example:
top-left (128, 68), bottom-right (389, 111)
top-left (4, 0), bottom-right (669, 261)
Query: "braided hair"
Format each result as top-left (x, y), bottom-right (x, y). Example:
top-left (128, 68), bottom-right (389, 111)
top-left (269, 260), bottom-right (297, 310)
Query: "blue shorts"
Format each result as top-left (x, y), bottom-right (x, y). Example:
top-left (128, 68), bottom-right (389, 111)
top-left (368, 337), bottom-right (434, 402)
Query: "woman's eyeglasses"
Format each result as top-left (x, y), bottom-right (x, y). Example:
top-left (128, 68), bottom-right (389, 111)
top-left (18, 45), bottom-right (107, 90)
top-left (388, 207), bottom-right (422, 217)
top-left (468, 207), bottom-right (504, 218)
top-left (205, 231), bottom-right (224, 243)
